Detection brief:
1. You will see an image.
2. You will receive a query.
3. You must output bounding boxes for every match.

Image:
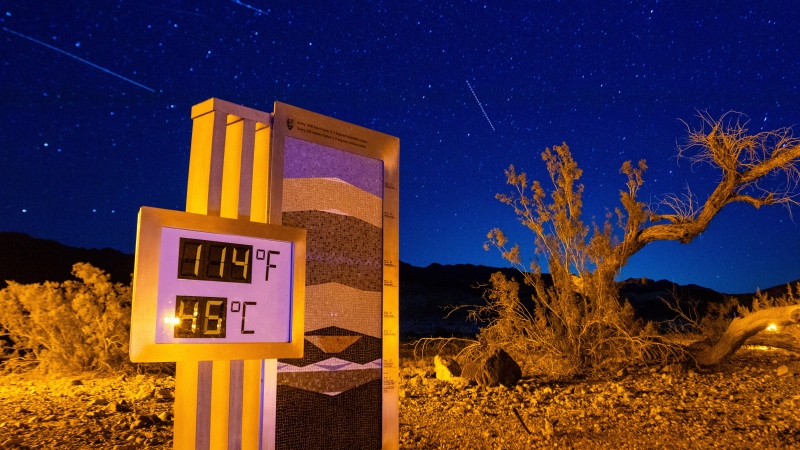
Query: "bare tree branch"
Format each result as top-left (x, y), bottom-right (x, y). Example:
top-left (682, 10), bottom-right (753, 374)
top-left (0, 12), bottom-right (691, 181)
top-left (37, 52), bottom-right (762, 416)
top-left (606, 112), bottom-right (800, 273)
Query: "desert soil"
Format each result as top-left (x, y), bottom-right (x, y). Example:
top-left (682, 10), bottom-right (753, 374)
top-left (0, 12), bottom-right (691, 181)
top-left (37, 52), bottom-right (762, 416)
top-left (0, 347), bottom-right (798, 449)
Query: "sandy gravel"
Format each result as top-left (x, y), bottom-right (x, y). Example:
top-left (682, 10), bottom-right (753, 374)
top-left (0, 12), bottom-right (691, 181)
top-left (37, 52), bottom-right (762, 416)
top-left (399, 348), bottom-right (800, 449)
top-left (0, 348), bottom-right (798, 449)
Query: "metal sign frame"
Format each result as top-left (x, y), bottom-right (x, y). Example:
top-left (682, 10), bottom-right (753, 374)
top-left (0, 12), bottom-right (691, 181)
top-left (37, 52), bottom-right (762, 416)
top-left (270, 102), bottom-right (400, 450)
top-left (130, 206), bottom-right (306, 362)
top-left (144, 97), bottom-right (399, 450)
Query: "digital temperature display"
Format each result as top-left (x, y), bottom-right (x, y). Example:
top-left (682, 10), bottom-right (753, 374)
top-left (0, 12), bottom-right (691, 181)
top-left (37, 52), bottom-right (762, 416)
top-left (173, 296), bottom-right (227, 338)
top-left (130, 206), bottom-right (306, 362)
top-left (178, 238), bottom-right (253, 283)
top-left (155, 226), bottom-right (293, 345)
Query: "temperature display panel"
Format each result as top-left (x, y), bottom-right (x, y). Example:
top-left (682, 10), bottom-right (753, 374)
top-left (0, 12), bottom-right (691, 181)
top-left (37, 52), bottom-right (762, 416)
top-left (177, 238), bottom-right (253, 283)
top-left (155, 226), bottom-right (293, 344)
top-left (130, 206), bottom-right (306, 362)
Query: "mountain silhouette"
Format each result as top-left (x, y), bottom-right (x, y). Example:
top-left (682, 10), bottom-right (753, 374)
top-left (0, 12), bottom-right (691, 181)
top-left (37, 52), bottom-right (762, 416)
top-left (1, 232), bottom-right (796, 338)
top-left (0, 232), bottom-right (134, 289)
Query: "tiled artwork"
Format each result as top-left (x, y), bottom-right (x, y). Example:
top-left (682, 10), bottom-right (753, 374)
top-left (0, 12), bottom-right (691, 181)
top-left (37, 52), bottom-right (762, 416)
top-left (276, 381), bottom-right (382, 449)
top-left (283, 178), bottom-right (382, 228)
top-left (277, 136), bottom-right (384, 449)
top-left (282, 211), bottom-right (382, 291)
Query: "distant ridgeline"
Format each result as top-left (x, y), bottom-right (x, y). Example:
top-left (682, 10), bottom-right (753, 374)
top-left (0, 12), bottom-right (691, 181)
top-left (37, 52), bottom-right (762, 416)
top-left (0, 232), bottom-right (795, 334)
top-left (0, 232), bottom-right (134, 290)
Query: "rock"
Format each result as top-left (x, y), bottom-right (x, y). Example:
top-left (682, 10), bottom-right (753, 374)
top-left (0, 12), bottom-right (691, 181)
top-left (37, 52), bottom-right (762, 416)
top-left (777, 365), bottom-right (790, 377)
top-left (449, 377), bottom-right (472, 388)
top-left (135, 387), bottom-right (154, 400)
top-left (461, 348), bottom-right (522, 387)
top-left (2, 438), bottom-right (24, 447)
top-left (155, 388), bottom-right (174, 400)
top-left (70, 380), bottom-right (83, 386)
top-left (106, 401), bottom-right (129, 413)
top-left (662, 363), bottom-right (684, 374)
top-left (130, 420), bottom-right (148, 430)
top-left (434, 355), bottom-right (462, 382)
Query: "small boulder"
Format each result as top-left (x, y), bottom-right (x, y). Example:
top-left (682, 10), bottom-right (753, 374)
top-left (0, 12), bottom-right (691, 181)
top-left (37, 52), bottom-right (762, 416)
top-left (135, 387), bottom-right (154, 401)
top-left (434, 355), bottom-right (462, 381)
top-left (155, 388), bottom-right (174, 400)
top-left (777, 365), bottom-right (790, 377)
top-left (88, 398), bottom-right (108, 406)
top-left (461, 348), bottom-right (522, 387)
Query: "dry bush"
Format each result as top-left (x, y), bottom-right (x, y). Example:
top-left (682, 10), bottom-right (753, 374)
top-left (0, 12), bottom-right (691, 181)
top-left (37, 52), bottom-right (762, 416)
top-left (479, 113), bottom-right (800, 374)
top-left (467, 271), bottom-right (675, 379)
top-left (482, 143), bottom-right (682, 379)
top-left (0, 263), bottom-right (131, 374)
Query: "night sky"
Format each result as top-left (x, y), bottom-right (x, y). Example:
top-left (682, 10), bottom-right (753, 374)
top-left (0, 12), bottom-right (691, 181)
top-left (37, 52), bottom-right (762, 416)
top-left (2, 1), bottom-right (799, 294)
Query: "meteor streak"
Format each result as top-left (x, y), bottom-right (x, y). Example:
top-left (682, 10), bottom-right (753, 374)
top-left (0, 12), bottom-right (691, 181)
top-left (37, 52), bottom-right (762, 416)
top-left (231, 0), bottom-right (270, 15)
top-left (2, 27), bottom-right (155, 93)
top-left (466, 79), bottom-right (495, 131)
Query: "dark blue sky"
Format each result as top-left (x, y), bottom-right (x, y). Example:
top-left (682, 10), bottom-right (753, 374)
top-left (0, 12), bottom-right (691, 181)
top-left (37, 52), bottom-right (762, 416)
top-left (1, 1), bottom-right (799, 294)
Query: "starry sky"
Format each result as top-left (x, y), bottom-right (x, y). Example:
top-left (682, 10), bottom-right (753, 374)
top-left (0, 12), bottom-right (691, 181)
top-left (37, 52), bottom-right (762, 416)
top-left (2, 1), bottom-right (799, 294)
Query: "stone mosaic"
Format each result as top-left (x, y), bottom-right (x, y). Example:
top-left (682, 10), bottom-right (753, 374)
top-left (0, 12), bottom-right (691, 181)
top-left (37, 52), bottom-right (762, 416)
top-left (278, 136), bottom-right (384, 449)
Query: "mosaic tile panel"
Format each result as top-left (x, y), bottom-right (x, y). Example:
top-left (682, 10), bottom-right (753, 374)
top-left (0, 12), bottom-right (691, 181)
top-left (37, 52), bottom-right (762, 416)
top-left (283, 178), bottom-right (382, 228)
top-left (280, 327), bottom-right (381, 367)
top-left (275, 381), bottom-right (382, 450)
top-left (284, 136), bottom-right (383, 197)
top-left (277, 369), bottom-right (381, 394)
top-left (278, 357), bottom-right (382, 373)
top-left (306, 335), bottom-right (362, 353)
top-left (304, 283), bottom-right (382, 338)
top-left (282, 211), bottom-right (382, 292)
top-left (278, 136), bottom-right (384, 450)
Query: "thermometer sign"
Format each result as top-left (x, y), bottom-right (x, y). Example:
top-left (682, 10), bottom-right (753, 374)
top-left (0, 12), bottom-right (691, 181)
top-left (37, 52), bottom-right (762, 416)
top-left (130, 207), bottom-right (306, 362)
top-left (153, 226), bottom-right (294, 345)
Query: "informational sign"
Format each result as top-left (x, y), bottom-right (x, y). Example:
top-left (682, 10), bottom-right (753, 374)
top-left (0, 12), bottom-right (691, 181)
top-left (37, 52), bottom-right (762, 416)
top-left (133, 98), bottom-right (397, 450)
top-left (130, 206), bottom-right (306, 362)
top-left (271, 102), bottom-right (399, 450)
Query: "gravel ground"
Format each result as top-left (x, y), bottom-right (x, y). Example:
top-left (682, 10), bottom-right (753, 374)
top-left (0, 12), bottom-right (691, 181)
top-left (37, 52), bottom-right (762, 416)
top-left (399, 347), bottom-right (800, 449)
top-left (0, 372), bottom-right (175, 449)
top-left (0, 348), bottom-right (798, 449)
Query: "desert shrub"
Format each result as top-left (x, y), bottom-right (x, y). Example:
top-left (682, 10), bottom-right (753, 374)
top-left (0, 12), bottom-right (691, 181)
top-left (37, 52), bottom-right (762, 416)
top-left (695, 297), bottom-right (742, 342)
top-left (477, 115), bottom-right (800, 374)
top-left (0, 263), bottom-right (131, 373)
top-left (481, 143), bottom-right (682, 379)
top-left (466, 271), bottom-right (671, 379)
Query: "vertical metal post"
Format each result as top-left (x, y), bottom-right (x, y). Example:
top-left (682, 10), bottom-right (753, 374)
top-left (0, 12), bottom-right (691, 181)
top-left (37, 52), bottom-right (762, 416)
top-left (177, 98), bottom-right (274, 450)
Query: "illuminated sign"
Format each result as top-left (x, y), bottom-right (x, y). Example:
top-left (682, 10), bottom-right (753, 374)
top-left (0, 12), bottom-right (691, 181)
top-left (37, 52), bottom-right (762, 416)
top-left (130, 206), bottom-right (306, 362)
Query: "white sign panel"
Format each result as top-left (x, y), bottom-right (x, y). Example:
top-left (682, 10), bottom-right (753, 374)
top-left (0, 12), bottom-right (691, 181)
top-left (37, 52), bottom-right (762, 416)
top-left (155, 227), bottom-right (294, 344)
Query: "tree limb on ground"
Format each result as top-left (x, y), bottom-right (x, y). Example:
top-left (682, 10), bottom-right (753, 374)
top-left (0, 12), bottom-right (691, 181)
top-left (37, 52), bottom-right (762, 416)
top-left (690, 305), bottom-right (800, 366)
top-left (743, 329), bottom-right (800, 354)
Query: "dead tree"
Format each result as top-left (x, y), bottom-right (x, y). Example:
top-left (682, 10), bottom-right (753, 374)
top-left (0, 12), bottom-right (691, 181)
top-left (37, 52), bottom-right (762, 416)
top-left (490, 111), bottom-right (800, 370)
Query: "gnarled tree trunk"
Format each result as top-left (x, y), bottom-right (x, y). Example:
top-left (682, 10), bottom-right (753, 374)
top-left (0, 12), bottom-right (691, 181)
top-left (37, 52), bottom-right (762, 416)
top-left (745, 329), bottom-right (800, 353)
top-left (689, 305), bottom-right (800, 366)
